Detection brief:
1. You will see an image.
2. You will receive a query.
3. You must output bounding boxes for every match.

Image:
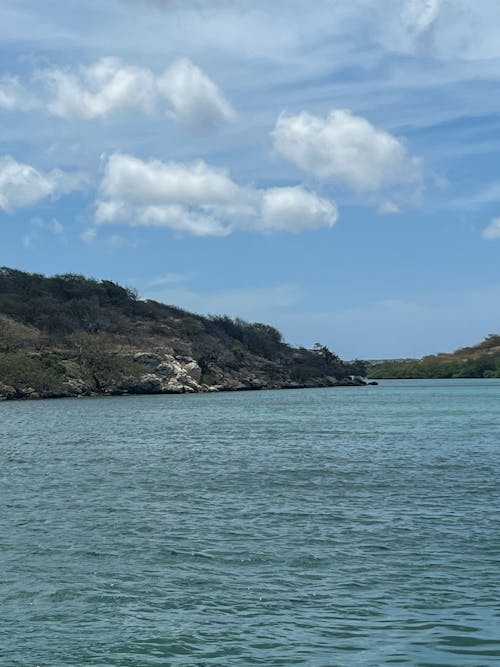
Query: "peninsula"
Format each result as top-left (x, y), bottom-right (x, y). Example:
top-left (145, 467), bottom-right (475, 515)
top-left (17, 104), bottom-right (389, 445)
top-left (0, 267), bottom-right (369, 400)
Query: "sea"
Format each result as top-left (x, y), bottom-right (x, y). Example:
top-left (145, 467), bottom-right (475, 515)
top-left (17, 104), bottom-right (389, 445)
top-left (2, 379), bottom-right (500, 666)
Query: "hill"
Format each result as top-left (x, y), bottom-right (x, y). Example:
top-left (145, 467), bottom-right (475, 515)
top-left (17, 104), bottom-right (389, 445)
top-left (0, 267), bottom-right (369, 400)
top-left (367, 334), bottom-right (500, 379)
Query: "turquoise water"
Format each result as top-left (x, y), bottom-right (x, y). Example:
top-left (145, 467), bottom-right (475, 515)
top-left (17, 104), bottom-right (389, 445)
top-left (2, 380), bottom-right (500, 666)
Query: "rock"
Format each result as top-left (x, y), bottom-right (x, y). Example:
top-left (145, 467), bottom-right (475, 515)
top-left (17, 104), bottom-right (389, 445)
top-left (248, 377), bottom-right (266, 389)
top-left (156, 355), bottom-right (202, 389)
top-left (127, 353), bottom-right (204, 394)
top-left (0, 382), bottom-right (17, 400)
top-left (125, 373), bottom-right (164, 394)
top-left (171, 340), bottom-right (192, 357)
top-left (164, 378), bottom-right (188, 393)
top-left (228, 382), bottom-right (249, 391)
top-left (184, 360), bottom-right (202, 383)
top-left (60, 378), bottom-right (88, 396)
top-left (156, 361), bottom-right (177, 379)
top-left (134, 352), bottom-right (163, 368)
top-left (334, 377), bottom-right (367, 386)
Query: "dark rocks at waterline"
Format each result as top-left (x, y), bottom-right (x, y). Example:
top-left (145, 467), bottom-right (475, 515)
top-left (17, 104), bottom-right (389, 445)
top-left (0, 375), bottom-right (378, 401)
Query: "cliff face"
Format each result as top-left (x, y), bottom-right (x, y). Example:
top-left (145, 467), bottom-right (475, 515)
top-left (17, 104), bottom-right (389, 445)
top-left (0, 268), bottom-right (366, 400)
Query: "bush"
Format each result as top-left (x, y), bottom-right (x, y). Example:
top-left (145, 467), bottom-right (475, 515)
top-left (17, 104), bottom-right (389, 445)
top-left (0, 316), bottom-right (41, 352)
top-left (200, 372), bottom-right (217, 386)
top-left (71, 332), bottom-right (140, 390)
top-left (0, 352), bottom-right (65, 393)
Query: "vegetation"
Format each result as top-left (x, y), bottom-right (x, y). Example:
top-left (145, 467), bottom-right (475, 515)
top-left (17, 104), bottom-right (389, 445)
top-left (0, 267), bottom-right (361, 399)
top-left (368, 334), bottom-right (500, 379)
top-left (0, 351), bottom-right (65, 394)
top-left (71, 332), bottom-right (141, 391)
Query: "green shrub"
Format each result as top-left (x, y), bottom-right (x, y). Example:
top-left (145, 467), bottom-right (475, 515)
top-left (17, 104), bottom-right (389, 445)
top-left (0, 352), bottom-right (64, 392)
top-left (71, 332), bottom-right (140, 390)
top-left (200, 372), bottom-right (217, 386)
top-left (0, 316), bottom-right (41, 352)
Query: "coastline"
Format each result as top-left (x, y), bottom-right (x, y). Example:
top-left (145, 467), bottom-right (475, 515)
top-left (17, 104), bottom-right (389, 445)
top-left (0, 375), bottom-right (376, 402)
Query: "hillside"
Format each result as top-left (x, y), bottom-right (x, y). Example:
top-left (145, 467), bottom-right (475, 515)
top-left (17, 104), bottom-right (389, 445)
top-left (0, 267), bottom-right (369, 400)
top-left (368, 334), bottom-right (500, 379)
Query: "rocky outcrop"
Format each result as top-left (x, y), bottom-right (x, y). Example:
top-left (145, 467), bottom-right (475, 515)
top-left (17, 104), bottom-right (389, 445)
top-left (121, 353), bottom-right (205, 394)
top-left (0, 353), bottom-right (208, 400)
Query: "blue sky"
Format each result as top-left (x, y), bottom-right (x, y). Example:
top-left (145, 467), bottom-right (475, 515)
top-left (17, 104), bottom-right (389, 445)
top-left (1, 0), bottom-right (500, 358)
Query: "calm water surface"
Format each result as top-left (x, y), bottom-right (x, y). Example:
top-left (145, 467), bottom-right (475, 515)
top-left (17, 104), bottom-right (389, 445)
top-left (1, 380), bottom-right (500, 666)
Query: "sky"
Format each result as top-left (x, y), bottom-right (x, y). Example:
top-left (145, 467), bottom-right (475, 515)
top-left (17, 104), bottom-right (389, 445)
top-left (1, 0), bottom-right (500, 359)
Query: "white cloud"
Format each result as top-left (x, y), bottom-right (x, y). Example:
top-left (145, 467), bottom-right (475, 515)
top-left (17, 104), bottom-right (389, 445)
top-left (2, 57), bottom-right (234, 130)
top-left (260, 186), bottom-right (337, 232)
top-left (100, 153), bottom-right (239, 204)
top-left (0, 156), bottom-right (84, 212)
top-left (95, 152), bottom-right (337, 236)
top-left (109, 203), bottom-right (231, 236)
top-left (0, 76), bottom-right (39, 111)
top-left (158, 58), bottom-right (235, 129)
top-left (44, 57), bottom-right (157, 119)
top-left (272, 109), bottom-right (421, 192)
top-left (96, 153), bottom-right (239, 236)
top-left (482, 217), bottom-right (500, 240)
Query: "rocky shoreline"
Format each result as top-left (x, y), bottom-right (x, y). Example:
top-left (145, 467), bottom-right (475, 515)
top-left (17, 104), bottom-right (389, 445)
top-left (0, 350), bottom-right (376, 401)
top-left (0, 269), bottom-right (377, 402)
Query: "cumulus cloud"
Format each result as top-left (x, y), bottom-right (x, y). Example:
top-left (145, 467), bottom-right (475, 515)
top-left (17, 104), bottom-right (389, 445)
top-left (100, 153), bottom-right (239, 204)
top-left (1, 57), bottom-right (234, 129)
top-left (272, 109), bottom-right (421, 192)
top-left (44, 57), bottom-right (157, 119)
top-left (158, 58), bottom-right (235, 129)
top-left (482, 217), bottom-right (500, 240)
top-left (0, 156), bottom-right (84, 213)
top-left (259, 186), bottom-right (337, 232)
top-left (95, 152), bottom-right (337, 236)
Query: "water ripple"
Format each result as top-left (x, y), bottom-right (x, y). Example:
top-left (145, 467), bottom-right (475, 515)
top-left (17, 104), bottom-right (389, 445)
top-left (1, 380), bottom-right (500, 665)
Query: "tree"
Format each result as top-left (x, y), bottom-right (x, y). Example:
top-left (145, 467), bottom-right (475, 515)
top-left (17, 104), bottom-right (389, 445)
top-left (313, 342), bottom-right (341, 365)
top-left (349, 359), bottom-right (368, 377)
top-left (71, 332), bottom-right (139, 390)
